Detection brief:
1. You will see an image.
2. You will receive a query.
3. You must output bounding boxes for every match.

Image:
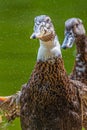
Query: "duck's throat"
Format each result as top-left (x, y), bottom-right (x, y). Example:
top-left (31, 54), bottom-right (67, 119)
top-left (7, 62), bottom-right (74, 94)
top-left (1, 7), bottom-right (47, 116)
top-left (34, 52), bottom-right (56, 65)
top-left (70, 35), bottom-right (87, 83)
top-left (75, 35), bottom-right (87, 62)
top-left (37, 36), bottom-right (62, 61)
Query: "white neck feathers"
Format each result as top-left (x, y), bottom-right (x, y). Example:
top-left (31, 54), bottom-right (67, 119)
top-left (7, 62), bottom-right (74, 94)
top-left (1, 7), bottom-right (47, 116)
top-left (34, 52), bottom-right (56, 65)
top-left (37, 36), bottom-right (62, 61)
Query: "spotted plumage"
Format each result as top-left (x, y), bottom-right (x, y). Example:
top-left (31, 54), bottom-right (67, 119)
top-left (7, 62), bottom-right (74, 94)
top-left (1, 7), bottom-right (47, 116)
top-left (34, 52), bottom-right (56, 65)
top-left (20, 15), bottom-right (82, 130)
top-left (21, 57), bottom-right (82, 130)
top-left (70, 35), bottom-right (87, 85)
top-left (0, 90), bottom-right (21, 122)
top-left (0, 16), bottom-right (86, 130)
top-left (62, 18), bottom-right (87, 129)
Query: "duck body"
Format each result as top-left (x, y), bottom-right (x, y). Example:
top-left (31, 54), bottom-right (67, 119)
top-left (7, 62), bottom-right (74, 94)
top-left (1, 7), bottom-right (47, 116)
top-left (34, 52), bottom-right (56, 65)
top-left (20, 15), bottom-right (82, 130)
top-left (20, 57), bottom-right (82, 130)
top-left (71, 34), bottom-right (87, 129)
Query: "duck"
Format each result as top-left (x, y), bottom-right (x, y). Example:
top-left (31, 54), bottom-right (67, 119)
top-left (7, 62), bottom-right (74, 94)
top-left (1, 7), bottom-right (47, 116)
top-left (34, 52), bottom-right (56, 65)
top-left (61, 18), bottom-right (87, 84)
top-left (61, 18), bottom-right (87, 129)
top-left (0, 16), bottom-right (87, 129)
top-left (20, 15), bottom-right (82, 130)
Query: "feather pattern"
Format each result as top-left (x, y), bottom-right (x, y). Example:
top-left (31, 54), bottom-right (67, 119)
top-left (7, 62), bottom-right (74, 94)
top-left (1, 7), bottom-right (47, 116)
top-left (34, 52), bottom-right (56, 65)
top-left (62, 18), bottom-right (87, 129)
top-left (20, 15), bottom-right (82, 130)
top-left (20, 57), bottom-right (82, 130)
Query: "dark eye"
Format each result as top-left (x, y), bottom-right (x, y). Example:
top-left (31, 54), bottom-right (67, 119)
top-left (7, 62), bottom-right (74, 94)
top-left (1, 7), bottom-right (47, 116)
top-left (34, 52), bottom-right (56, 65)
top-left (76, 24), bottom-right (78, 27)
top-left (72, 26), bottom-right (74, 29)
top-left (45, 17), bottom-right (51, 23)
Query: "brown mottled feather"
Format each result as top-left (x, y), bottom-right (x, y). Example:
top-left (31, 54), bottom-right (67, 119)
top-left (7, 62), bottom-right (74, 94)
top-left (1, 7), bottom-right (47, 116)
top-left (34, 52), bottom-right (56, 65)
top-left (20, 57), bottom-right (82, 130)
top-left (70, 35), bottom-right (87, 85)
top-left (69, 35), bottom-right (87, 129)
top-left (0, 90), bottom-right (21, 122)
top-left (62, 18), bottom-right (87, 129)
top-left (0, 16), bottom-right (84, 130)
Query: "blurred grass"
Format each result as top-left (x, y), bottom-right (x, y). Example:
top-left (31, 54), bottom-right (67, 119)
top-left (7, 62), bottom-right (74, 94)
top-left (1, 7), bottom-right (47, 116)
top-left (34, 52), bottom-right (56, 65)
top-left (0, 0), bottom-right (87, 129)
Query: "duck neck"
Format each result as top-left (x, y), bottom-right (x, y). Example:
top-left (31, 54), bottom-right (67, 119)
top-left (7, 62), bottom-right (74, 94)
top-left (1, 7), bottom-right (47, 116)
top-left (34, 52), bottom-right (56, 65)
top-left (70, 35), bottom-right (87, 84)
top-left (36, 56), bottom-right (70, 91)
top-left (37, 35), bottom-right (62, 62)
top-left (76, 35), bottom-right (87, 61)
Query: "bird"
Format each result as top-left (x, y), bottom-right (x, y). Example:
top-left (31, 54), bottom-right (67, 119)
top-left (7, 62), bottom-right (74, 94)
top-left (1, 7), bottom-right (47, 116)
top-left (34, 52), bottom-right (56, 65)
top-left (61, 18), bottom-right (87, 129)
top-left (20, 15), bottom-right (82, 130)
top-left (61, 18), bottom-right (87, 84)
top-left (0, 16), bottom-right (87, 130)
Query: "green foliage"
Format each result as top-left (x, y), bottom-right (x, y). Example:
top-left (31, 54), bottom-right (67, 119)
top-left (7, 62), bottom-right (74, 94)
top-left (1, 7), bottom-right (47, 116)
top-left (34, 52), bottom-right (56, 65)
top-left (0, 0), bottom-right (87, 129)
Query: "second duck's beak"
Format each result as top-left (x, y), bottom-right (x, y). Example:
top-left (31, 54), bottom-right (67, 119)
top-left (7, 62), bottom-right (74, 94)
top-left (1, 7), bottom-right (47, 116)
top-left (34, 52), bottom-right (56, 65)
top-left (61, 30), bottom-right (75, 49)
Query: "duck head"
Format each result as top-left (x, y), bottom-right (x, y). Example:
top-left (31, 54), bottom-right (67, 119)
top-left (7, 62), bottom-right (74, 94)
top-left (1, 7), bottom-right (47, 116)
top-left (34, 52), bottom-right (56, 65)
top-left (30, 15), bottom-right (61, 61)
top-left (30, 15), bottom-right (55, 42)
top-left (61, 18), bottom-right (86, 49)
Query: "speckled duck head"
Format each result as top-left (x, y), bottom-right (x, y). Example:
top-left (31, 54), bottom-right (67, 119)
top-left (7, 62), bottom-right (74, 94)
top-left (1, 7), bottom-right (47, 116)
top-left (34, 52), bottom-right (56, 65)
top-left (30, 15), bottom-right (61, 61)
top-left (61, 18), bottom-right (86, 49)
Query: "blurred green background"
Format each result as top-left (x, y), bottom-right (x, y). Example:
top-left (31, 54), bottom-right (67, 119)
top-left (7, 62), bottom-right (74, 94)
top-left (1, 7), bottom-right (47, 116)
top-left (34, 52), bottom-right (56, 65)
top-left (0, 0), bottom-right (87, 129)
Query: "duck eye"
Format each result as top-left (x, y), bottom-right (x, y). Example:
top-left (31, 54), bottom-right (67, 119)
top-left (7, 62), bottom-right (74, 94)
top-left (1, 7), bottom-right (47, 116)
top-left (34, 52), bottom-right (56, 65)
top-left (72, 26), bottom-right (74, 29)
top-left (45, 16), bottom-right (51, 23)
top-left (76, 24), bottom-right (79, 27)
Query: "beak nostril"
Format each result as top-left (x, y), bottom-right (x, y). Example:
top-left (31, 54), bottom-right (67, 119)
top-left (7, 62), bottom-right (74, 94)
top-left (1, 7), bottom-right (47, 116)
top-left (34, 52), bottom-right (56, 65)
top-left (32, 35), bottom-right (36, 39)
top-left (30, 34), bottom-right (36, 39)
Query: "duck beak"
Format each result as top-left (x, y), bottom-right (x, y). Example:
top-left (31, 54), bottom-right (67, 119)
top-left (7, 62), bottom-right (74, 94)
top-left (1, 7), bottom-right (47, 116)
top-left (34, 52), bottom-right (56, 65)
top-left (61, 30), bottom-right (75, 49)
top-left (30, 32), bottom-right (42, 39)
